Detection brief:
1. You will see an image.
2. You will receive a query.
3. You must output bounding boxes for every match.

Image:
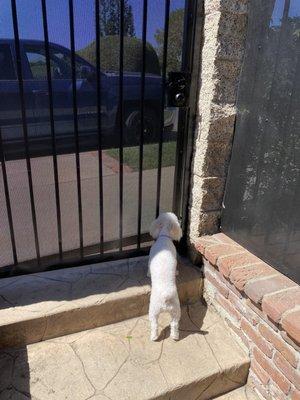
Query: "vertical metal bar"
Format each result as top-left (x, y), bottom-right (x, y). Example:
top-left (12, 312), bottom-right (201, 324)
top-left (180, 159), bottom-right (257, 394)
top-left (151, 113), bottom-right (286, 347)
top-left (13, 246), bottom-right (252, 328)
top-left (118, 0), bottom-right (124, 251)
top-left (178, 0), bottom-right (203, 245)
top-left (137, 0), bottom-right (148, 249)
top-left (172, 108), bottom-right (188, 215)
top-left (41, 0), bottom-right (63, 259)
top-left (172, 0), bottom-right (192, 217)
top-left (95, 0), bottom-right (104, 253)
top-left (11, 0), bottom-right (41, 263)
top-left (155, 0), bottom-right (170, 217)
top-left (68, 0), bottom-right (83, 257)
top-left (0, 128), bottom-right (18, 265)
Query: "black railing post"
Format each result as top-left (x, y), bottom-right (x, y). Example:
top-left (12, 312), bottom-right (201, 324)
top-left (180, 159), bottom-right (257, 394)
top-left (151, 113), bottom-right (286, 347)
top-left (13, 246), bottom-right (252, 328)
top-left (95, 0), bottom-right (104, 254)
top-left (137, 0), bottom-right (148, 249)
top-left (155, 0), bottom-right (170, 218)
top-left (41, 0), bottom-right (63, 259)
top-left (11, 0), bottom-right (41, 263)
top-left (68, 0), bottom-right (84, 258)
top-left (118, 0), bottom-right (124, 251)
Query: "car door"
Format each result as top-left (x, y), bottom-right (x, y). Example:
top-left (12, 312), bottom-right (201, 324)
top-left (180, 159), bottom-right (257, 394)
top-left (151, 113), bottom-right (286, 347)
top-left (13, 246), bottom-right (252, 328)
top-left (0, 42), bottom-right (36, 160)
top-left (22, 43), bottom-right (105, 156)
top-left (22, 43), bottom-right (73, 156)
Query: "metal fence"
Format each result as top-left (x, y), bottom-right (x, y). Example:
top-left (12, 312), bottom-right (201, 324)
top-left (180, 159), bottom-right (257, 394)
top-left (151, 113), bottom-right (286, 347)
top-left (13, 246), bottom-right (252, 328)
top-left (222, 0), bottom-right (300, 283)
top-left (0, 0), bottom-right (198, 276)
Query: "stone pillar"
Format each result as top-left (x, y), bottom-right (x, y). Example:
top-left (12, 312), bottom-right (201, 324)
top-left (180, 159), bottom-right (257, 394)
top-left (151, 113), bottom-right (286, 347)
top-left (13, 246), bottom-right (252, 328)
top-left (188, 0), bottom-right (249, 255)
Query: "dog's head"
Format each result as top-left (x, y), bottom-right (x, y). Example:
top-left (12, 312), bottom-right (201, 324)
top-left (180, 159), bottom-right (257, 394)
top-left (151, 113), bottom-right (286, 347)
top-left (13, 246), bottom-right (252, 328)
top-left (149, 212), bottom-right (182, 241)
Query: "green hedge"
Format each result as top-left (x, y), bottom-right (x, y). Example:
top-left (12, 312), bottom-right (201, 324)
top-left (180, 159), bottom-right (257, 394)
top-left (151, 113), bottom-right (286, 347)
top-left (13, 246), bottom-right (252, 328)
top-left (78, 36), bottom-right (161, 75)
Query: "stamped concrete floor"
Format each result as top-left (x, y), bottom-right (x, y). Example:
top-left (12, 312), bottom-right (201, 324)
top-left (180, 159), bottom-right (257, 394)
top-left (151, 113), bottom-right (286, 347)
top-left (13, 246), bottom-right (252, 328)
top-left (0, 301), bottom-right (249, 400)
top-left (0, 256), bottom-right (202, 348)
top-left (214, 386), bottom-right (259, 399)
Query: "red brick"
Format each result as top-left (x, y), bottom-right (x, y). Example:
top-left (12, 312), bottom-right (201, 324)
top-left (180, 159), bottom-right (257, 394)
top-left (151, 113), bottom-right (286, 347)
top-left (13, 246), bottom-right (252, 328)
top-left (245, 274), bottom-right (297, 304)
top-left (212, 233), bottom-right (237, 244)
top-left (228, 295), bottom-right (259, 326)
top-left (225, 318), bottom-right (249, 349)
top-left (228, 291), bottom-right (246, 315)
top-left (274, 351), bottom-right (300, 390)
top-left (258, 323), bottom-right (298, 368)
top-left (243, 307), bottom-right (260, 326)
top-left (281, 309), bottom-right (300, 346)
top-left (223, 277), bottom-right (244, 298)
top-left (241, 318), bottom-right (273, 357)
top-left (281, 331), bottom-right (300, 353)
top-left (215, 292), bottom-right (241, 321)
top-left (255, 385), bottom-right (272, 400)
top-left (229, 263), bottom-right (275, 291)
top-left (251, 359), bottom-right (270, 385)
top-left (262, 287), bottom-right (300, 323)
top-left (249, 372), bottom-right (272, 400)
top-left (214, 267), bottom-right (244, 298)
top-left (217, 252), bottom-right (260, 278)
top-left (204, 243), bottom-right (242, 266)
top-left (253, 347), bottom-right (291, 395)
top-left (195, 235), bottom-right (219, 254)
top-left (269, 383), bottom-right (288, 400)
top-left (291, 389), bottom-right (300, 400)
top-left (248, 300), bottom-right (279, 331)
top-left (204, 270), bottom-right (229, 298)
top-left (203, 258), bottom-right (218, 274)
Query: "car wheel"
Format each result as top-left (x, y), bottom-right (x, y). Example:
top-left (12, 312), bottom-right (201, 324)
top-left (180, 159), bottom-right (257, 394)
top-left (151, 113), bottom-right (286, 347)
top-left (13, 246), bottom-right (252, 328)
top-left (124, 108), bottom-right (159, 146)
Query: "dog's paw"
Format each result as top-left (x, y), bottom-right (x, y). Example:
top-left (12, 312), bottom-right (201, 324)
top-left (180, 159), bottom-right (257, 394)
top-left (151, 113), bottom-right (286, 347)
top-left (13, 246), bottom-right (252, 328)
top-left (170, 331), bottom-right (179, 341)
top-left (150, 333), bottom-right (159, 341)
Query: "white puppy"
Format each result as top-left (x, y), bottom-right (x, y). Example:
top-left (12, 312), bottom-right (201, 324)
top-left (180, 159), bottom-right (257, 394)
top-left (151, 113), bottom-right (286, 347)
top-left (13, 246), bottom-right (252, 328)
top-left (148, 212), bottom-right (182, 341)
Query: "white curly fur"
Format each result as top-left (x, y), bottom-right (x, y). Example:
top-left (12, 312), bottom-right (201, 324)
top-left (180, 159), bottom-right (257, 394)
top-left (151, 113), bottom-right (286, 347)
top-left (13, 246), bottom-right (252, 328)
top-left (148, 212), bottom-right (182, 341)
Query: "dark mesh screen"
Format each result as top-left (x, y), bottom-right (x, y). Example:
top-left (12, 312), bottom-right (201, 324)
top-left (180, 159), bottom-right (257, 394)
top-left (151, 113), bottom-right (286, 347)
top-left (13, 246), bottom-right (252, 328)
top-left (222, 0), bottom-right (300, 283)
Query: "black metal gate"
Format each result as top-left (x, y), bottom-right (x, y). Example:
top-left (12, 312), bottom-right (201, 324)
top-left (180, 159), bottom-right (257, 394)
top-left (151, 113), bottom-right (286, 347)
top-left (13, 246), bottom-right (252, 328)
top-left (222, 0), bottom-right (300, 284)
top-left (0, 0), bottom-right (199, 276)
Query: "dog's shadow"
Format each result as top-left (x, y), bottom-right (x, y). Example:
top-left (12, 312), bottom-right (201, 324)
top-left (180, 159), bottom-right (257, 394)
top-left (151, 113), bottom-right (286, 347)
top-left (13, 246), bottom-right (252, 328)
top-left (155, 300), bottom-right (209, 342)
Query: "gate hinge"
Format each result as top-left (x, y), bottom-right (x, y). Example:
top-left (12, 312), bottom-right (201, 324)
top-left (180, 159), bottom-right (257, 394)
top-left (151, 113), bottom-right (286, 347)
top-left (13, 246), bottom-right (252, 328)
top-left (166, 72), bottom-right (190, 107)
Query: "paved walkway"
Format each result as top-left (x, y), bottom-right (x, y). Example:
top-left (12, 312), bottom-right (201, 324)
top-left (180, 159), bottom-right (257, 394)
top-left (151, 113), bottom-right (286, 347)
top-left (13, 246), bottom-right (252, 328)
top-left (0, 151), bottom-right (174, 267)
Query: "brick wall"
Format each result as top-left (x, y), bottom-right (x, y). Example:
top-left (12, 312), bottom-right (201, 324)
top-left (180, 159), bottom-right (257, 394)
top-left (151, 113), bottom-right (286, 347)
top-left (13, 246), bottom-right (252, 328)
top-left (195, 233), bottom-right (300, 400)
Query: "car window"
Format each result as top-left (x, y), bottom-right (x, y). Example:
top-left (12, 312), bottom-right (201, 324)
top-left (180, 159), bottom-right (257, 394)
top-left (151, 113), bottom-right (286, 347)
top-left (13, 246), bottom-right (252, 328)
top-left (25, 45), bottom-right (91, 80)
top-left (25, 47), bottom-right (70, 80)
top-left (0, 44), bottom-right (16, 80)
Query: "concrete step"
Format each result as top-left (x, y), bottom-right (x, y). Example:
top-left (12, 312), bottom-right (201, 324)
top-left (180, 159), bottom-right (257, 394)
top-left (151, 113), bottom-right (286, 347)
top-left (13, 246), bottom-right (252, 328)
top-left (0, 256), bottom-right (202, 349)
top-left (214, 386), bottom-right (259, 399)
top-left (0, 302), bottom-right (250, 400)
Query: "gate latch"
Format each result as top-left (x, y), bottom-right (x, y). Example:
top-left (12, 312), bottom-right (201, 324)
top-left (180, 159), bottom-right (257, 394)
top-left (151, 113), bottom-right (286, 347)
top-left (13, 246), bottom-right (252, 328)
top-left (166, 72), bottom-right (190, 107)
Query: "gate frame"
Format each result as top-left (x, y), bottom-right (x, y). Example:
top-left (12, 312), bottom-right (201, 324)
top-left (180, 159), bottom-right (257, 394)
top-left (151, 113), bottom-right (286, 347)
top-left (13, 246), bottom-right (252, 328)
top-left (0, 0), bottom-right (203, 278)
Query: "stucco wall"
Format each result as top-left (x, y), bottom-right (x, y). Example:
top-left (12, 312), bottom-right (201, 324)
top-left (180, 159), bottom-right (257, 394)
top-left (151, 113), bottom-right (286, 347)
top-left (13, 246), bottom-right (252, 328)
top-left (188, 0), bottom-right (249, 254)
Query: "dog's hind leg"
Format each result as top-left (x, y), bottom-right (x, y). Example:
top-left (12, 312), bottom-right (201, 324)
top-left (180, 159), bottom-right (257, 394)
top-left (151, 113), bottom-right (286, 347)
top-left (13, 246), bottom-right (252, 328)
top-left (149, 302), bottom-right (160, 341)
top-left (170, 297), bottom-right (181, 341)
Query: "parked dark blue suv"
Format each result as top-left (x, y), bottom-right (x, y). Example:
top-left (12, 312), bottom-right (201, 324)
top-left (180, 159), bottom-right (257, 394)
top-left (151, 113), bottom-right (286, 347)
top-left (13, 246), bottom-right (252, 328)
top-left (0, 39), bottom-right (170, 159)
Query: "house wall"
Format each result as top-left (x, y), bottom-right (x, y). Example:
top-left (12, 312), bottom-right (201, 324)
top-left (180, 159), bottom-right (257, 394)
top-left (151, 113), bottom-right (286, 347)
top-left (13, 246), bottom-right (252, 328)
top-left (187, 2), bottom-right (300, 399)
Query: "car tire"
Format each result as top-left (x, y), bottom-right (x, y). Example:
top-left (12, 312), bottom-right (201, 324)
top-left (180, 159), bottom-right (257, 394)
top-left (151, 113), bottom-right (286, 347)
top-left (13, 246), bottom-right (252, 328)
top-left (124, 107), bottom-right (159, 146)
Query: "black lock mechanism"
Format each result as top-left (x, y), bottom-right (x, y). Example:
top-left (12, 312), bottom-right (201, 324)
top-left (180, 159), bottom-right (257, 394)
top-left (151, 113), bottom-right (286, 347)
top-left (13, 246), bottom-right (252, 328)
top-left (166, 72), bottom-right (190, 108)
